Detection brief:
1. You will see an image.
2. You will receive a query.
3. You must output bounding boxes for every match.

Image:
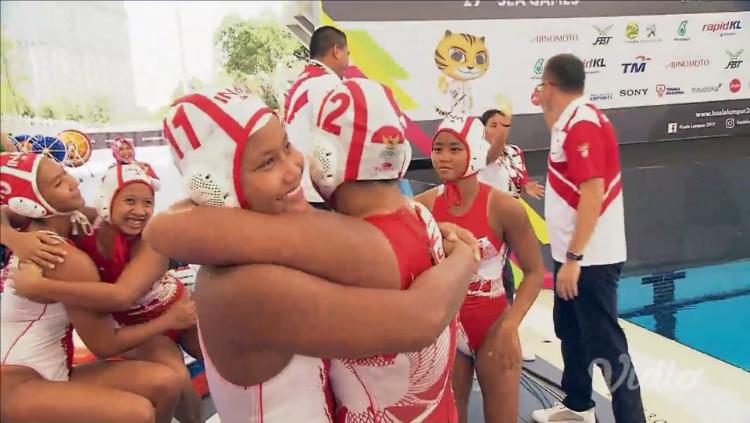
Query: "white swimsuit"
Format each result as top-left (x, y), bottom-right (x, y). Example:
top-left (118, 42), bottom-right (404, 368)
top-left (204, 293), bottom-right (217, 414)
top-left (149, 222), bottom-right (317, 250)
top-left (198, 325), bottom-right (333, 422)
top-left (1, 254), bottom-right (73, 381)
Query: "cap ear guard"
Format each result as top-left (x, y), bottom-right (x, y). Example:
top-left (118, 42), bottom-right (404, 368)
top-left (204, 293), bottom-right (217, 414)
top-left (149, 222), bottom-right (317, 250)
top-left (163, 87), bottom-right (274, 210)
top-left (309, 78), bottom-right (412, 201)
top-left (0, 152), bottom-right (62, 218)
top-left (184, 165), bottom-right (235, 208)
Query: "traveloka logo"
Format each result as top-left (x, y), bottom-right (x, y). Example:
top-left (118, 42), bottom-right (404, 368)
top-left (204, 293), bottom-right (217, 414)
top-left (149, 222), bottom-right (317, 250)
top-left (655, 84), bottom-right (685, 97)
top-left (622, 56), bottom-right (651, 73)
top-left (702, 20), bottom-right (742, 36)
top-left (665, 58), bottom-right (710, 69)
top-left (674, 20), bottom-right (690, 41)
top-left (726, 50), bottom-right (743, 69)
top-left (625, 22), bottom-right (661, 43)
top-left (531, 33), bottom-right (579, 43)
top-left (589, 92), bottom-right (613, 102)
top-left (691, 83), bottom-right (722, 94)
top-left (592, 24), bottom-right (613, 45)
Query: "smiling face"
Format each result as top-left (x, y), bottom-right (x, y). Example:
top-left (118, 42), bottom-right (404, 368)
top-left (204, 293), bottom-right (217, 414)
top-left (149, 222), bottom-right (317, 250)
top-left (434, 30), bottom-right (489, 81)
top-left (36, 157), bottom-right (85, 213)
top-left (431, 131), bottom-right (469, 183)
top-left (110, 182), bottom-right (154, 236)
top-left (238, 115), bottom-right (308, 215)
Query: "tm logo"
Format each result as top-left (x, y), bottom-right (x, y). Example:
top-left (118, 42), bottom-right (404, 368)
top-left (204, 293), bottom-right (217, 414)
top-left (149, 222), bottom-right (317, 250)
top-left (622, 56), bottom-right (651, 73)
top-left (534, 58), bottom-right (545, 75)
top-left (726, 50), bottom-right (744, 69)
top-left (593, 24), bottom-right (613, 45)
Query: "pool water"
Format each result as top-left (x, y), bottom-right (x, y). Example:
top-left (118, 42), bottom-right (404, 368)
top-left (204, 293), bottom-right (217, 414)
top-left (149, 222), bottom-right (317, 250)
top-left (618, 260), bottom-right (750, 371)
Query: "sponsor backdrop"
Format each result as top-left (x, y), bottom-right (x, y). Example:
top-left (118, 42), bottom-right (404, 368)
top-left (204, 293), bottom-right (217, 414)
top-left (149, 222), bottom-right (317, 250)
top-left (318, 1), bottom-right (750, 153)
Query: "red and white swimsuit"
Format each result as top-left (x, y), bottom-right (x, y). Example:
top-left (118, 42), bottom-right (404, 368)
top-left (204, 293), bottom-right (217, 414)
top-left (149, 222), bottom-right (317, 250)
top-left (329, 203), bottom-right (458, 423)
top-left (1, 236), bottom-right (74, 382)
top-left (432, 183), bottom-right (509, 358)
top-left (76, 229), bottom-right (185, 331)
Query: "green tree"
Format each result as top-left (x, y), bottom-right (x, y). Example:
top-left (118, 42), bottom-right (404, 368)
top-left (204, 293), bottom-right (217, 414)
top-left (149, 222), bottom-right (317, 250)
top-left (0, 30), bottom-right (31, 116)
top-left (39, 103), bottom-right (57, 119)
top-left (215, 14), bottom-right (307, 108)
top-left (86, 96), bottom-right (111, 124)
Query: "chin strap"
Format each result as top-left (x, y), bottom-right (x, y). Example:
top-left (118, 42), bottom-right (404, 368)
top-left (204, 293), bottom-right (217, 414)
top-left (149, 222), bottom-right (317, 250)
top-left (444, 181), bottom-right (463, 207)
top-left (69, 211), bottom-right (93, 236)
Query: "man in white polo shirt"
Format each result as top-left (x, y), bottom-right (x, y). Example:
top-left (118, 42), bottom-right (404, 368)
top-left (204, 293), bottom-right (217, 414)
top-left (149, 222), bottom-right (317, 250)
top-left (284, 26), bottom-right (349, 207)
top-left (531, 54), bottom-right (646, 423)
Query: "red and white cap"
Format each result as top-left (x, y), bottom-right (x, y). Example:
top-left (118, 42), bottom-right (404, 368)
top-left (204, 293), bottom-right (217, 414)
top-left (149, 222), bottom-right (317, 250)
top-left (112, 137), bottom-right (135, 164)
top-left (0, 152), bottom-right (62, 218)
top-left (310, 78), bottom-right (412, 201)
top-left (95, 164), bottom-right (159, 223)
top-left (433, 115), bottom-right (490, 178)
top-left (162, 86), bottom-right (275, 208)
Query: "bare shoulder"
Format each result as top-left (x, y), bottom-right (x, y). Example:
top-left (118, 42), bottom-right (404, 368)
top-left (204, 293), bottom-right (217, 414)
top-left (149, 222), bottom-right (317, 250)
top-left (46, 243), bottom-right (100, 282)
top-left (414, 187), bottom-right (439, 210)
top-left (488, 188), bottom-right (528, 227)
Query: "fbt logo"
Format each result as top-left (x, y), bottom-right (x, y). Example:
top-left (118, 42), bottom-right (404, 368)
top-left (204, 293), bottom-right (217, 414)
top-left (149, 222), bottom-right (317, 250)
top-left (726, 50), bottom-right (743, 69)
top-left (622, 56), bottom-right (651, 73)
top-left (619, 88), bottom-right (648, 97)
top-left (592, 24), bottom-right (613, 45)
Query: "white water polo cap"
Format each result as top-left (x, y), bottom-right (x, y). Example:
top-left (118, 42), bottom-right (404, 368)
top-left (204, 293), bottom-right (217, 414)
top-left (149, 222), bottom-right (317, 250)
top-left (162, 86), bottom-right (275, 208)
top-left (434, 115), bottom-right (490, 177)
top-left (95, 164), bottom-right (159, 223)
top-left (310, 78), bottom-right (412, 201)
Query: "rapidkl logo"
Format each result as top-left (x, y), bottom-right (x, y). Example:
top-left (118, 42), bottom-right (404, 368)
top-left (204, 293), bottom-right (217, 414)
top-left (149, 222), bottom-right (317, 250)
top-left (622, 56), bottom-right (651, 73)
top-left (702, 20), bottom-right (742, 36)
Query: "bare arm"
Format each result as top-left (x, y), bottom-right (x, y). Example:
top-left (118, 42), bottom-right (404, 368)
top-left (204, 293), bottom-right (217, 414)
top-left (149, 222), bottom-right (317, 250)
top-left (490, 191), bottom-right (544, 328)
top-left (54, 246), bottom-right (191, 358)
top-left (13, 240), bottom-right (170, 312)
top-left (1, 206), bottom-right (68, 269)
top-left (568, 178), bottom-right (604, 254)
top-left (197, 241), bottom-right (478, 358)
top-left (143, 205), bottom-right (400, 289)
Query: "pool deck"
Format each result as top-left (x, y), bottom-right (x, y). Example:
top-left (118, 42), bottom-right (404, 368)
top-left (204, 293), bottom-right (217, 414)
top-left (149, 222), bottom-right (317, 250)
top-left (522, 290), bottom-right (750, 423)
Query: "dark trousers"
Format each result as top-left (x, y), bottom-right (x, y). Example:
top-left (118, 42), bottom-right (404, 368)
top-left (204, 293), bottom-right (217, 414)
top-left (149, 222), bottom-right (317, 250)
top-left (553, 261), bottom-right (646, 423)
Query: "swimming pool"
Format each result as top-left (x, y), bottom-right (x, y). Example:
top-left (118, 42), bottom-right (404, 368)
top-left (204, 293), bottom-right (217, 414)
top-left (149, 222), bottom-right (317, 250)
top-left (618, 260), bottom-right (750, 371)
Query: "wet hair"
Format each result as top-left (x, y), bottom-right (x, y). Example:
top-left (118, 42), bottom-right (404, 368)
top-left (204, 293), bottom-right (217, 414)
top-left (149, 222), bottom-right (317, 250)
top-left (543, 53), bottom-right (585, 94)
top-left (309, 26), bottom-right (347, 59)
top-left (479, 109), bottom-right (507, 126)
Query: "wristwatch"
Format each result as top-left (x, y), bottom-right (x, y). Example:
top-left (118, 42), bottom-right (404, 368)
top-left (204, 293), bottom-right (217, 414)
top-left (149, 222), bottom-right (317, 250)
top-left (566, 251), bottom-right (584, 262)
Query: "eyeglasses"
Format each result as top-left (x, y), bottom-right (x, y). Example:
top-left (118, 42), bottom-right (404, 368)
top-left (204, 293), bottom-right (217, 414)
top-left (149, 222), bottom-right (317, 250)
top-left (535, 81), bottom-right (557, 93)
